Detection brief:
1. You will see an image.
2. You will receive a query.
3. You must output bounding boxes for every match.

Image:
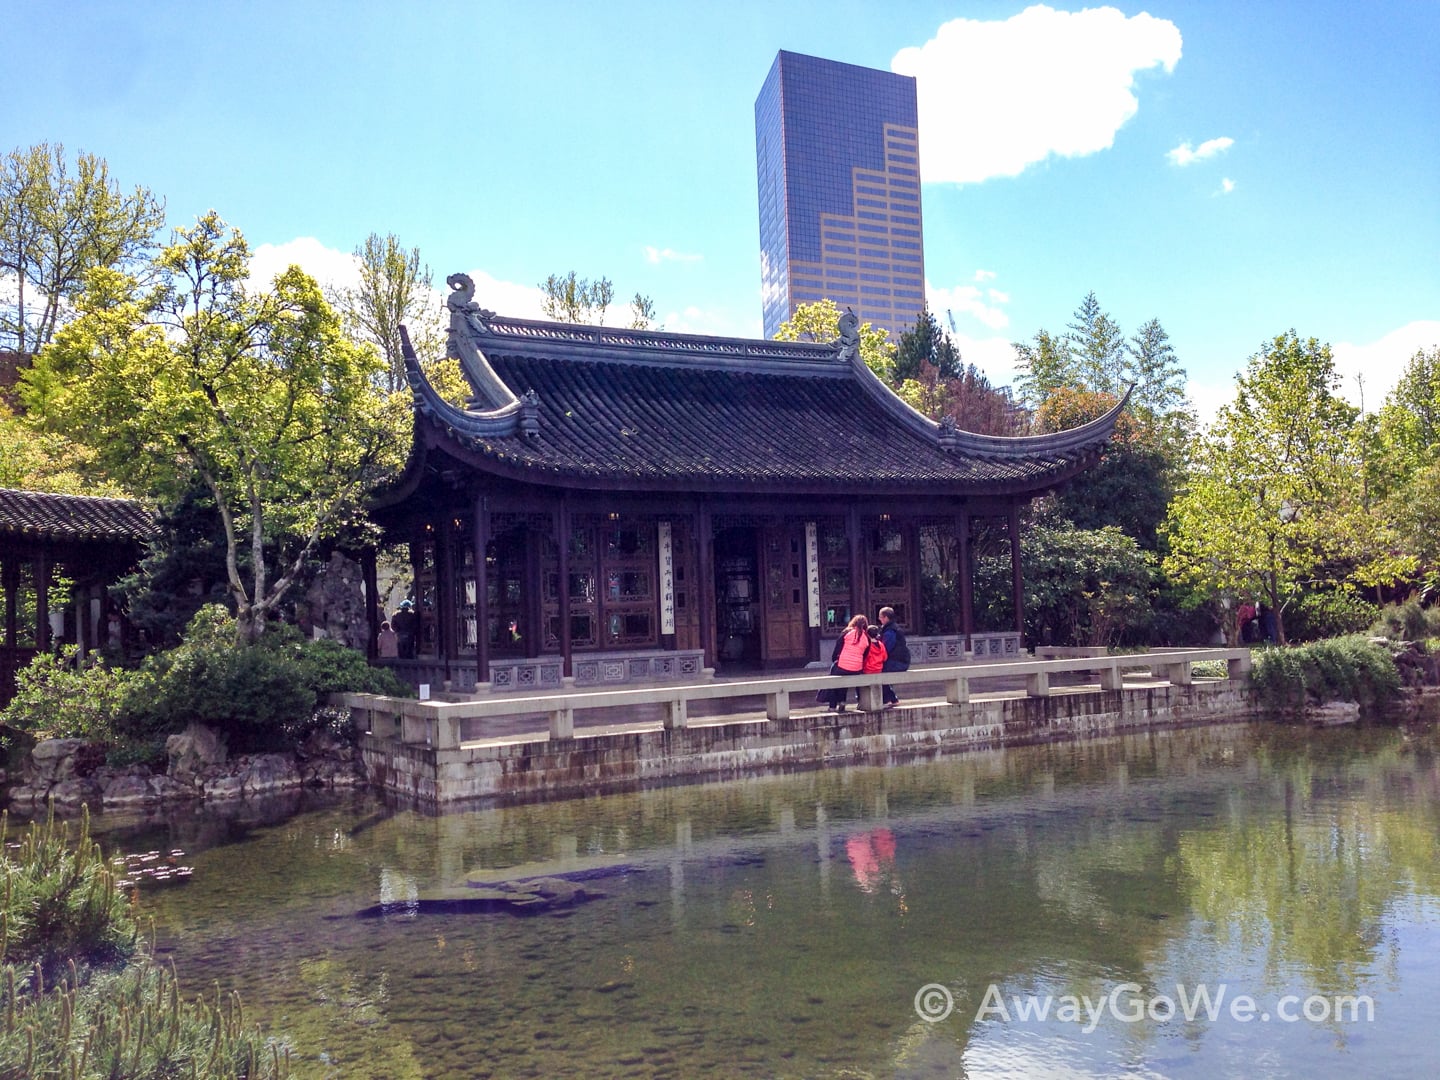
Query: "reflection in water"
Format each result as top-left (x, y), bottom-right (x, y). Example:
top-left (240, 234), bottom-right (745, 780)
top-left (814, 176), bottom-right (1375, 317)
top-left (106, 722), bottom-right (1440, 1078)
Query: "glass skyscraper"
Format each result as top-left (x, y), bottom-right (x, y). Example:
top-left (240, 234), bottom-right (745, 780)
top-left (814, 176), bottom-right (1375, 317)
top-left (755, 50), bottom-right (926, 341)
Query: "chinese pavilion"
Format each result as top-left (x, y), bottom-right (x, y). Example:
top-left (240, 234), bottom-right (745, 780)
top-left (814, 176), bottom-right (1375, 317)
top-left (366, 274), bottom-right (1127, 692)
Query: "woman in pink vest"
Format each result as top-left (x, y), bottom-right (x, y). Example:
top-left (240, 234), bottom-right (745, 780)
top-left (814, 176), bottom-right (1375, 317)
top-left (822, 615), bottom-right (869, 711)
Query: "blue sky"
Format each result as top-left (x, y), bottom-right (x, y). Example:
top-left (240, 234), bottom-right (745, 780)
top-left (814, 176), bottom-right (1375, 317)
top-left (6, 1), bottom-right (1437, 418)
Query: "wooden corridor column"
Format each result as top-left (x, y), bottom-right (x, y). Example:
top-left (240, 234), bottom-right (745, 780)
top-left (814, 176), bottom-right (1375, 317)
top-left (956, 509), bottom-right (973, 649)
top-left (847, 504), bottom-right (864, 629)
top-left (555, 497), bottom-right (572, 677)
top-left (36, 554), bottom-right (50, 651)
top-left (1008, 503), bottom-right (1024, 636)
top-left (361, 547), bottom-right (379, 660)
top-left (471, 494), bottom-right (491, 683)
top-left (697, 506), bottom-right (715, 667)
top-left (437, 519), bottom-right (456, 681)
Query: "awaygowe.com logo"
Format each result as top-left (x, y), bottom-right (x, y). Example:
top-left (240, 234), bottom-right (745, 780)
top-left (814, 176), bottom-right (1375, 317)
top-left (914, 982), bottom-right (1375, 1033)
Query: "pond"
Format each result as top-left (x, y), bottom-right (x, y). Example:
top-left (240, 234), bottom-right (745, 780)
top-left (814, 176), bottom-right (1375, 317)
top-left (93, 721), bottom-right (1440, 1078)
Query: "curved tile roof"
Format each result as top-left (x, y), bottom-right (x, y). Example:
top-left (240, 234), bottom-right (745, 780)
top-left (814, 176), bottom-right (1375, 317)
top-left (397, 275), bottom-right (1126, 497)
top-left (0, 488), bottom-right (155, 542)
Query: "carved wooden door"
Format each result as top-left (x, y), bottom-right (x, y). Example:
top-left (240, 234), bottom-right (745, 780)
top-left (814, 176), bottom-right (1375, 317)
top-left (760, 523), bottom-right (807, 665)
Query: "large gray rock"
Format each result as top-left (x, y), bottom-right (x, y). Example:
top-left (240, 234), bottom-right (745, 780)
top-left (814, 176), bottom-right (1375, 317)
top-left (30, 738), bottom-right (93, 783)
top-left (201, 773), bottom-right (245, 800)
top-left (48, 777), bottom-right (103, 807)
top-left (166, 724), bottom-right (227, 781)
top-left (237, 754), bottom-right (302, 795)
top-left (100, 770), bottom-right (159, 808)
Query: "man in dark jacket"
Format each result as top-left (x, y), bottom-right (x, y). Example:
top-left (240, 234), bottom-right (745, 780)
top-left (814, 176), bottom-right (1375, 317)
top-left (877, 606), bottom-right (909, 708)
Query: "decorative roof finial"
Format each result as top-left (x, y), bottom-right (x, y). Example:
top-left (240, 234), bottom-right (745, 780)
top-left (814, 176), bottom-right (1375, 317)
top-left (837, 307), bottom-right (861, 364)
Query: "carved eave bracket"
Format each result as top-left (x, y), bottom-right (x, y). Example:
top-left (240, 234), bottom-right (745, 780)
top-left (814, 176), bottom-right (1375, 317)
top-left (401, 320), bottom-right (540, 441)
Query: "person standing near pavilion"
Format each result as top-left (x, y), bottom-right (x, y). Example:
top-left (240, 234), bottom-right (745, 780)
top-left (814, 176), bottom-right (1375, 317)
top-left (391, 599), bottom-right (418, 659)
top-left (822, 615), bottom-right (869, 711)
top-left (876, 606), bottom-right (909, 708)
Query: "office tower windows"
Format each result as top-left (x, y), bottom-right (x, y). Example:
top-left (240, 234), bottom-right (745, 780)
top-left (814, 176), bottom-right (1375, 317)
top-left (756, 50), bottom-right (927, 341)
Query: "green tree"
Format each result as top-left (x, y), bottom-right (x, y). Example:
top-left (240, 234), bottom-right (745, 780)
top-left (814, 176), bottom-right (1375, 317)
top-left (22, 212), bottom-right (405, 644)
top-left (1126, 317), bottom-right (1190, 422)
top-left (1036, 387), bottom-right (1175, 550)
top-left (629, 291), bottom-right (656, 330)
top-left (893, 304), bottom-right (961, 384)
top-left (333, 231), bottom-right (443, 392)
top-left (1011, 327), bottom-right (1073, 409)
top-left (1066, 291), bottom-right (1127, 396)
top-left (0, 143), bottom-right (164, 353)
top-left (774, 298), bottom-right (895, 380)
top-left (895, 362), bottom-right (1024, 435)
top-left (1162, 331), bottom-right (1407, 643)
top-left (539, 270), bottom-right (608, 323)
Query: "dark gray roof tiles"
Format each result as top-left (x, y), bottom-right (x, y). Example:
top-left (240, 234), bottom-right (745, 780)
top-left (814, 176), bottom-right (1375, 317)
top-left (402, 287), bottom-right (1125, 496)
top-left (0, 488), bottom-right (155, 542)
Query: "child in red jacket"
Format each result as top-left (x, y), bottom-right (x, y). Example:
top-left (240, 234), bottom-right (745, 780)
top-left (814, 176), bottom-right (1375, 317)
top-left (855, 624), bottom-right (887, 705)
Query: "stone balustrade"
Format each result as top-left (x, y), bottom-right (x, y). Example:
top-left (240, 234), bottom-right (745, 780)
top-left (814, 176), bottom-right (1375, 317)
top-left (342, 647), bottom-right (1252, 747)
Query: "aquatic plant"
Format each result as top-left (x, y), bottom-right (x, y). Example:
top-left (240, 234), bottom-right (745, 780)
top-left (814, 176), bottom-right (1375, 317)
top-left (0, 805), bottom-right (290, 1078)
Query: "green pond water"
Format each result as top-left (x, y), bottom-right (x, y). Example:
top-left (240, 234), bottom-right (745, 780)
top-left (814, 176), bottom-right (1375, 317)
top-left (87, 721), bottom-right (1440, 1079)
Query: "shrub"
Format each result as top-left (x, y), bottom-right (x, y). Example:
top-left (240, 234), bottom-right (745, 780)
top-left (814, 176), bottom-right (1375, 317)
top-left (0, 647), bottom-right (132, 744)
top-left (1369, 598), bottom-right (1440, 642)
top-left (281, 633), bottom-right (413, 700)
top-left (1286, 590), bottom-right (1380, 642)
top-left (119, 612), bottom-right (313, 754)
top-left (1251, 636), bottom-right (1402, 720)
top-left (117, 606), bottom-right (411, 754)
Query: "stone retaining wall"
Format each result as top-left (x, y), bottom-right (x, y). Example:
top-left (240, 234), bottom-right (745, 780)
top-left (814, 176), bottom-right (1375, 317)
top-left (361, 680), bottom-right (1253, 803)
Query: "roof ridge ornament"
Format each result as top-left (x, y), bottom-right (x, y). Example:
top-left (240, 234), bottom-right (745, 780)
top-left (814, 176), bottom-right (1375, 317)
top-left (401, 318), bottom-right (541, 441)
top-left (836, 308), bottom-right (860, 364)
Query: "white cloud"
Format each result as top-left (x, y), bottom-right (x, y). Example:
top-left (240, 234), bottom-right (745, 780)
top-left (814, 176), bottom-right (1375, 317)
top-left (893, 5), bottom-right (1182, 185)
top-left (1333, 321), bottom-right (1440, 410)
top-left (973, 269), bottom-right (997, 282)
top-left (1167, 136), bottom-right (1234, 166)
top-left (1219, 177), bottom-right (1236, 195)
top-left (460, 268), bottom-right (548, 320)
top-left (244, 236), bottom-right (551, 321)
top-left (644, 246), bottom-right (703, 265)
top-left (248, 236), bottom-right (361, 293)
top-left (951, 332), bottom-right (1023, 389)
top-left (662, 306), bottom-right (762, 338)
top-left (930, 279), bottom-right (1011, 331)
top-left (1185, 377), bottom-right (1235, 427)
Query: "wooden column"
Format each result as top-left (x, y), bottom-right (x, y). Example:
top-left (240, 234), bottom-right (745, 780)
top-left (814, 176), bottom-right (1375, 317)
top-left (472, 495), bottom-right (491, 682)
top-left (36, 554), bottom-right (50, 652)
top-left (524, 524), bottom-right (543, 659)
top-left (957, 509), bottom-right (974, 648)
top-left (361, 547), bottom-right (379, 660)
top-left (555, 498), bottom-right (572, 677)
top-left (847, 505), bottom-right (864, 628)
top-left (697, 505), bottom-right (715, 667)
top-left (906, 520), bottom-right (923, 630)
top-left (1008, 503), bottom-right (1024, 637)
top-left (3, 559), bottom-right (16, 650)
top-left (437, 517), bottom-right (456, 681)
